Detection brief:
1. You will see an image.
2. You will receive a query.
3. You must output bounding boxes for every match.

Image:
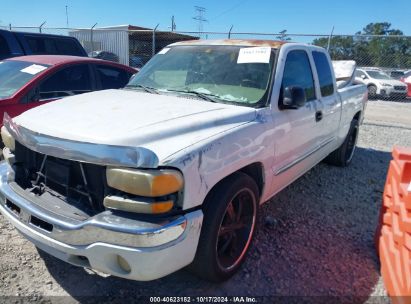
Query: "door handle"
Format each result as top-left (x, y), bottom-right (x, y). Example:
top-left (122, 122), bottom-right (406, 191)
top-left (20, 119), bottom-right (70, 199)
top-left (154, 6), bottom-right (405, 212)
top-left (315, 111), bottom-right (323, 122)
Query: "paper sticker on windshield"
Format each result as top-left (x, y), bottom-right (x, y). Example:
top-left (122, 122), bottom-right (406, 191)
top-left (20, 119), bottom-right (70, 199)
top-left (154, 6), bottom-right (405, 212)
top-left (20, 64), bottom-right (47, 75)
top-left (237, 47), bottom-right (271, 64)
top-left (158, 48), bottom-right (170, 55)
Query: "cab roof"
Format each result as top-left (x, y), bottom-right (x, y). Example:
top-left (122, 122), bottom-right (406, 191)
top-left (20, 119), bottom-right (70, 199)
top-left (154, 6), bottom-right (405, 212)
top-left (169, 39), bottom-right (289, 48)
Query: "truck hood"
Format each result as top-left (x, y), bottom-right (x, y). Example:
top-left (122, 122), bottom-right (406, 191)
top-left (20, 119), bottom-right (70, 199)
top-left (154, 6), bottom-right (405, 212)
top-left (12, 89), bottom-right (257, 165)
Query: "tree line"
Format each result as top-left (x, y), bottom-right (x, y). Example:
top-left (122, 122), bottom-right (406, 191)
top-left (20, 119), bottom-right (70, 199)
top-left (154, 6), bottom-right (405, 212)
top-left (312, 22), bottom-right (411, 69)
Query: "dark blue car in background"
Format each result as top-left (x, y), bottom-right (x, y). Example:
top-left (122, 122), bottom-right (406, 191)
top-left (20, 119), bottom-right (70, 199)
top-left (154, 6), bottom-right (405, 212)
top-left (0, 29), bottom-right (87, 60)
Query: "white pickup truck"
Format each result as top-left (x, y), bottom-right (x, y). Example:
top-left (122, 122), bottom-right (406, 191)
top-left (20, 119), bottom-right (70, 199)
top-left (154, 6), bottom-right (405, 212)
top-left (0, 40), bottom-right (367, 282)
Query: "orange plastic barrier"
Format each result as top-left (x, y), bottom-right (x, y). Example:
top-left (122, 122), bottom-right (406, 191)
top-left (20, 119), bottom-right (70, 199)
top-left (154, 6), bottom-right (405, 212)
top-left (376, 147), bottom-right (411, 303)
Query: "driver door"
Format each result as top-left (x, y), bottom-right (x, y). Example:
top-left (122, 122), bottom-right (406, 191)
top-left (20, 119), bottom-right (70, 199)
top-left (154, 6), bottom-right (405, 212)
top-left (270, 48), bottom-right (322, 192)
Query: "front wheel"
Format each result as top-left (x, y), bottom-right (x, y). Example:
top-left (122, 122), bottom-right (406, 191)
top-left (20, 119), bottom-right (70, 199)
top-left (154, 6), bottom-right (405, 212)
top-left (325, 118), bottom-right (359, 167)
top-left (368, 85), bottom-right (377, 99)
top-left (188, 172), bottom-right (259, 282)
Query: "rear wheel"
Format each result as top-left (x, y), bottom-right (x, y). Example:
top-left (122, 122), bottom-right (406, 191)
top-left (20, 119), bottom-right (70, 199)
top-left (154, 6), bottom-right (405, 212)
top-left (188, 172), bottom-right (259, 282)
top-left (325, 118), bottom-right (359, 167)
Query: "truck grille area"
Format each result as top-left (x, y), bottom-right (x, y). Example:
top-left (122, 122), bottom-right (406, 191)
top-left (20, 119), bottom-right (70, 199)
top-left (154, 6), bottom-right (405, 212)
top-left (13, 141), bottom-right (107, 216)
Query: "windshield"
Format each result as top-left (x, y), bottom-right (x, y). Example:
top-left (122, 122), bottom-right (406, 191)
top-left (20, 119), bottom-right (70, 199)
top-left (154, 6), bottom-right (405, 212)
top-left (0, 61), bottom-right (50, 99)
top-left (126, 45), bottom-right (276, 106)
top-left (366, 70), bottom-right (391, 80)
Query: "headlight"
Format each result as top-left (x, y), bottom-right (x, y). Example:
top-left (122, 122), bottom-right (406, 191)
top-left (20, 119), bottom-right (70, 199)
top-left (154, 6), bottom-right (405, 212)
top-left (1, 126), bottom-right (15, 151)
top-left (106, 167), bottom-right (183, 197)
top-left (381, 83), bottom-right (392, 87)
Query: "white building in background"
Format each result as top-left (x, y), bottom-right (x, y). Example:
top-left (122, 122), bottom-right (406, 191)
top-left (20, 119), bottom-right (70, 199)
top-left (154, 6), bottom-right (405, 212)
top-left (69, 24), bottom-right (197, 67)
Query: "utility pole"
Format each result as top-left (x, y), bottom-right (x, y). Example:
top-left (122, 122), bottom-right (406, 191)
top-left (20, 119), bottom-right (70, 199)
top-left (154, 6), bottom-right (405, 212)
top-left (171, 15), bottom-right (176, 31)
top-left (327, 26), bottom-right (335, 52)
top-left (65, 5), bottom-right (69, 28)
top-left (193, 6), bottom-right (207, 38)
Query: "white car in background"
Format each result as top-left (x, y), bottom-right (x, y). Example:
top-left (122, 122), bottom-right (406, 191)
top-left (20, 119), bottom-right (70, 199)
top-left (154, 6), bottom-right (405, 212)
top-left (355, 68), bottom-right (408, 99)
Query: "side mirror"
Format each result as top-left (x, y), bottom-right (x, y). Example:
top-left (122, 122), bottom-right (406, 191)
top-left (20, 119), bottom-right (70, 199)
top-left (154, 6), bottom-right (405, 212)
top-left (22, 87), bottom-right (40, 104)
top-left (280, 86), bottom-right (306, 110)
top-left (31, 87), bottom-right (41, 102)
top-left (361, 75), bottom-right (366, 80)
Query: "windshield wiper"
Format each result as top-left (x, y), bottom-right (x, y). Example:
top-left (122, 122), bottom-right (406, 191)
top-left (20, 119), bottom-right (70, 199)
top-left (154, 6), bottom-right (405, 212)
top-left (164, 89), bottom-right (220, 103)
top-left (125, 84), bottom-right (159, 94)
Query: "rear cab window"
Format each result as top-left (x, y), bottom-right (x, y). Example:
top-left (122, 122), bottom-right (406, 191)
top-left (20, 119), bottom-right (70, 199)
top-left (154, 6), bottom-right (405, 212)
top-left (26, 36), bottom-right (55, 54)
top-left (312, 51), bottom-right (334, 97)
top-left (55, 38), bottom-right (85, 56)
top-left (24, 35), bottom-right (85, 56)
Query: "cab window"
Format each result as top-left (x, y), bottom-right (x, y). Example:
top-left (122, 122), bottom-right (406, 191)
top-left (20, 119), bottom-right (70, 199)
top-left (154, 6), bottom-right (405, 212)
top-left (282, 50), bottom-right (316, 102)
top-left (355, 70), bottom-right (367, 78)
top-left (96, 65), bottom-right (132, 89)
top-left (312, 51), bottom-right (334, 97)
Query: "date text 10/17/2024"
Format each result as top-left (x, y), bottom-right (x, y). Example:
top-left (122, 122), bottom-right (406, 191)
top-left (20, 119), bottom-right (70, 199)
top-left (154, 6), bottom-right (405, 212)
top-left (149, 296), bottom-right (258, 303)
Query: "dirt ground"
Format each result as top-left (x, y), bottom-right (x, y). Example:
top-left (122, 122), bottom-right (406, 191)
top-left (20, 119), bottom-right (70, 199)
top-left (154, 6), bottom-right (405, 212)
top-left (1, 99), bottom-right (411, 303)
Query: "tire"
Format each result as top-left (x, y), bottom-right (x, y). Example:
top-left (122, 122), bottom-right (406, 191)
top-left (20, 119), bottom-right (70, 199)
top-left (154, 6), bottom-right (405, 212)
top-left (325, 118), bottom-right (359, 167)
top-left (188, 172), bottom-right (259, 282)
top-left (368, 85), bottom-right (377, 99)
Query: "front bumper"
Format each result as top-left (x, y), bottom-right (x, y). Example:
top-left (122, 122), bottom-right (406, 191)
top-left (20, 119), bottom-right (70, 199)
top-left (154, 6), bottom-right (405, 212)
top-left (378, 87), bottom-right (407, 97)
top-left (0, 162), bottom-right (203, 281)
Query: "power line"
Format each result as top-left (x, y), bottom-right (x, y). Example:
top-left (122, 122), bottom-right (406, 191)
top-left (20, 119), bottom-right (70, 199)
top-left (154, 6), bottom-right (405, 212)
top-left (209, 0), bottom-right (248, 21)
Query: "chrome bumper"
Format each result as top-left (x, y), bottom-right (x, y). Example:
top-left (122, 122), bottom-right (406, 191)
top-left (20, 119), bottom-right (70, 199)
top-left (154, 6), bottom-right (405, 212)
top-left (0, 162), bottom-right (203, 281)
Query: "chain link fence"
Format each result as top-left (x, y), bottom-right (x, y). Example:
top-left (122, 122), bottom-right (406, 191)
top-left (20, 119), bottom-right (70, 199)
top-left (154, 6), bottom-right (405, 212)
top-left (314, 34), bottom-right (411, 101)
top-left (2, 25), bottom-right (410, 101)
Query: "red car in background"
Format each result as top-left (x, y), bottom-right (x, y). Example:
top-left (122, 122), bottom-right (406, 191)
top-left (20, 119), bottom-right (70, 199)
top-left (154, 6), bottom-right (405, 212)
top-left (400, 71), bottom-right (411, 98)
top-left (0, 55), bottom-right (136, 126)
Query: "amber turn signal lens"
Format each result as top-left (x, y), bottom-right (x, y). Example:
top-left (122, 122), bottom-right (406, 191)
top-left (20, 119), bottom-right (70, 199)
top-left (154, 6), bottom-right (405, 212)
top-left (103, 195), bottom-right (174, 214)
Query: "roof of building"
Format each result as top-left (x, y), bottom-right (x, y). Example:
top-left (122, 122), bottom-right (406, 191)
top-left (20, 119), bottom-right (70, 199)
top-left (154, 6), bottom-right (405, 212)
top-left (70, 24), bottom-right (198, 41)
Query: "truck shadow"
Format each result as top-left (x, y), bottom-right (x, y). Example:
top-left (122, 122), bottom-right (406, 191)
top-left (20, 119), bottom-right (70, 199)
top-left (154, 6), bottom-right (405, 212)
top-left (39, 146), bottom-right (390, 302)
